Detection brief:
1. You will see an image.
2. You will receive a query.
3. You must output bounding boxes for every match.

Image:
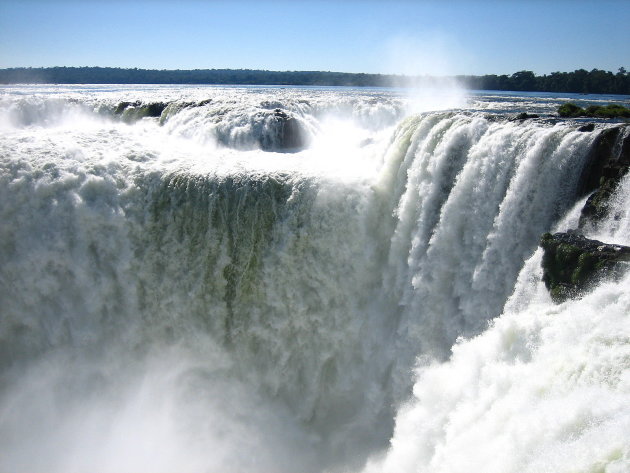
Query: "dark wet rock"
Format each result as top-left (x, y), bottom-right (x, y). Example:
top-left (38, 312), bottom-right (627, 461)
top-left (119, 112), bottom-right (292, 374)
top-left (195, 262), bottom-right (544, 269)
top-left (511, 112), bottom-right (540, 121)
top-left (114, 101), bottom-right (167, 123)
top-left (540, 232), bottom-right (630, 303)
top-left (578, 125), bottom-right (630, 227)
top-left (114, 101), bottom-right (140, 114)
top-left (261, 109), bottom-right (307, 152)
top-left (578, 123), bottom-right (595, 132)
top-left (143, 102), bottom-right (167, 117)
top-left (580, 178), bottom-right (621, 226)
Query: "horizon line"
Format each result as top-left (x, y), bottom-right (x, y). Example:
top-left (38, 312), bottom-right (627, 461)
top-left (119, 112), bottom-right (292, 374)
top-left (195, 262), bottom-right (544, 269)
top-left (1, 65), bottom-right (627, 78)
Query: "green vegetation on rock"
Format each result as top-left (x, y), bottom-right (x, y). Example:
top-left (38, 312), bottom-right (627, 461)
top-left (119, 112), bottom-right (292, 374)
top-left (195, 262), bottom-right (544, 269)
top-left (557, 103), bottom-right (585, 118)
top-left (558, 102), bottom-right (630, 119)
top-left (540, 232), bottom-right (630, 303)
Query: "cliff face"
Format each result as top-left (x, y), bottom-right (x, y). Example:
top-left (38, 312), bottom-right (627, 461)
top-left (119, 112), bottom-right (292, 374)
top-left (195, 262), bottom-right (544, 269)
top-left (578, 125), bottom-right (630, 228)
top-left (541, 124), bottom-right (630, 303)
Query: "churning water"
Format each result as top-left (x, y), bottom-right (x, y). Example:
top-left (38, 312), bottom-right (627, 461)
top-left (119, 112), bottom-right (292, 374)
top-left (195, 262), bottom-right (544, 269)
top-left (0, 85), bottom-right (628, 473)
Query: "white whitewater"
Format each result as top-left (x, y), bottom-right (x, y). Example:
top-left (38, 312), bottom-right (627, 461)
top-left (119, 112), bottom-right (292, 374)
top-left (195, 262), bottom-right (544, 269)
top-left (0, 86), bottom-right (627, 473)
top-left (366, 173), bottom-right (630, 473)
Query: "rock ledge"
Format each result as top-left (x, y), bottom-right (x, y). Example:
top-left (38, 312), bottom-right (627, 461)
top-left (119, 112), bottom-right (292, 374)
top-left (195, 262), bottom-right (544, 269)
top-left (540, 232), bottom-right (630, 303)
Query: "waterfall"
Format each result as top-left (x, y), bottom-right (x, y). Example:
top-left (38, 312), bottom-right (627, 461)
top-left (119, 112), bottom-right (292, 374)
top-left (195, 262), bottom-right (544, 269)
top-left (366, 172), bottom-right (630, 473)
top-left (0, 86), bottom-right (627, 473)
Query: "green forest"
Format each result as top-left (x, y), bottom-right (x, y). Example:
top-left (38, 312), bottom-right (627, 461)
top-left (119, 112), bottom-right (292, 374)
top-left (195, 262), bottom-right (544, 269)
top-left (1, 67), bottom-right (629, 95)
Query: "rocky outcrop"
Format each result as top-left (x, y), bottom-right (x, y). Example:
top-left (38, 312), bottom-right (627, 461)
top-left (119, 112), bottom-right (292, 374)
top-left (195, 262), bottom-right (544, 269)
top-left (510, 112), bottom-right (540, 121)
top-left (539, 125), bottom-right (630, 303)
top-left (540, 232), bottom-right (630, 303)
top-left (114, 101), bottom-right (167, 123)
top-left (577, 123), bottom-right (595, 132)
top-left (578, 126), bottom-right (630, 227)
top-left (261, 109), bottom-right (307, 152)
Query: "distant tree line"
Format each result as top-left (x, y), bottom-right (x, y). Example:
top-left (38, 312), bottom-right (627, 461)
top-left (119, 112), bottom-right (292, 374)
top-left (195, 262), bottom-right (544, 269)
top-left (459, 68), bottom-right (630, 95)
top-left (1, 66), bottom-right (629, 94)
top-left (0, 67), bottom-right (391, 87)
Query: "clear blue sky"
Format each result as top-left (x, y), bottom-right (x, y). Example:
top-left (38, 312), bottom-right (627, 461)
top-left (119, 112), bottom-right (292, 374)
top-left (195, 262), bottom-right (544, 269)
top-left (1, 0), bottom-right (628, 76)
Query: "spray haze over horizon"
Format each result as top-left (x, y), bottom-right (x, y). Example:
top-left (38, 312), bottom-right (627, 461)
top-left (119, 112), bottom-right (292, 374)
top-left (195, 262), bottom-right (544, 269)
top-left (1, 1), bottom-right (628, 74)
top-left (0, 84), bottom-right (629, 473)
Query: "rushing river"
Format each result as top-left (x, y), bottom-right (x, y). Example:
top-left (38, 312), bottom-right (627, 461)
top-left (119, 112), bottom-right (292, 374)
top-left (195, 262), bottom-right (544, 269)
top-left (0, 85), bottom-right (628, 473)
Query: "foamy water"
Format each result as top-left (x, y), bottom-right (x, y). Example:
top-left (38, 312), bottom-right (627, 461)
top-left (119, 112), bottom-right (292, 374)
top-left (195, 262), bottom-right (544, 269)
top-left (0, 85), bottom-right (628, 473)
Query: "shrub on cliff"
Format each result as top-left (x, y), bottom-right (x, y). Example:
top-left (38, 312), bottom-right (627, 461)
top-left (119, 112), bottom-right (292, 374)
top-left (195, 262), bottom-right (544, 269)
top-left (558, 102), bottom-right (585, 117)
top-left (588, 104), bottom-right (630, 118)
top-left (558, 102), bottom-right (630, 118)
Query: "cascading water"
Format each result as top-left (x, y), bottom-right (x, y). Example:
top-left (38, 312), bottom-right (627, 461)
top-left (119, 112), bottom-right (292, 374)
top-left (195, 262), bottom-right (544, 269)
top-left (0, 85), bottom-right (628, 473)
top-left (365, 172), bottom-right (630, 473)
